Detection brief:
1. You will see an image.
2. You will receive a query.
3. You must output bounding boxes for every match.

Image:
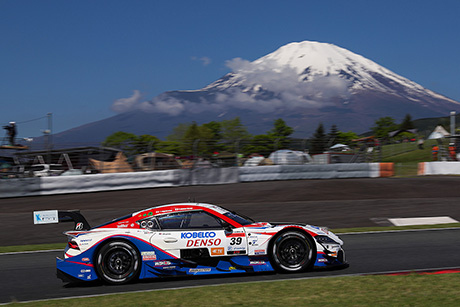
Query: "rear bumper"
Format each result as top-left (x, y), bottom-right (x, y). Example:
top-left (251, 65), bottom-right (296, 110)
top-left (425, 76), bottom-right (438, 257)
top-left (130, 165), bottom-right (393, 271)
top-left (56, 257), bottom-right (98, 282)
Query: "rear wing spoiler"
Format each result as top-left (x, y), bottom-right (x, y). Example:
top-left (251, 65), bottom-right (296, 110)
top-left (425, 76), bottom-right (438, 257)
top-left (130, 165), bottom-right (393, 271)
top-left (33, 210), bottom-right (91, 230)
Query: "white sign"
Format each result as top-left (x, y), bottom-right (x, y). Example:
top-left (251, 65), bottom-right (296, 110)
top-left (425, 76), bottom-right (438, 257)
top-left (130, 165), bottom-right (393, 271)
top-left (33, 210), bottom-right (59, 224)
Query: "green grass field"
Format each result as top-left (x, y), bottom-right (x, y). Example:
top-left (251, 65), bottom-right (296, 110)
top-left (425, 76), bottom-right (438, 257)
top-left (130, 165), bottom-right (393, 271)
top-left (379, 138), bottom-right (440, 176)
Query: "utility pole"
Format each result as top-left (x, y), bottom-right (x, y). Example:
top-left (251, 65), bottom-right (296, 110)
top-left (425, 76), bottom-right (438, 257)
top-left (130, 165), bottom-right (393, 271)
top-left (44, 113), bottom-right (53, 163)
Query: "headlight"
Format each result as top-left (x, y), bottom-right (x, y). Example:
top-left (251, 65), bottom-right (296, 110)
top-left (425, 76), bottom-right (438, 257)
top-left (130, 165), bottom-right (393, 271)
top-left (315, 235), bottom-right (339, 245)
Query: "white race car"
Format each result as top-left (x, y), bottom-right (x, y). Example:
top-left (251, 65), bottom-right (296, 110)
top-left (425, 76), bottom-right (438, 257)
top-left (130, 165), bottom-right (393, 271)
top-left (34, 202), bottom-right (347, 284)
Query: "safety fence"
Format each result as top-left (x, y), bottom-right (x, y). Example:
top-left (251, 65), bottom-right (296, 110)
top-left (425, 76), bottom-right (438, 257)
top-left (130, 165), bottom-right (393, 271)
top-left (418, 161), bottom-right (460, 175)
top-left (0, 163), bottom-right (392, 198)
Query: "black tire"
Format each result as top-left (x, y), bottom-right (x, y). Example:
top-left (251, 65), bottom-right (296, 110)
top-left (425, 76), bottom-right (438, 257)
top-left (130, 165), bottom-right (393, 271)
top-left (270, 231), bottom-right (315, 273)
top-left (95, 240), bottom-right (140, 284)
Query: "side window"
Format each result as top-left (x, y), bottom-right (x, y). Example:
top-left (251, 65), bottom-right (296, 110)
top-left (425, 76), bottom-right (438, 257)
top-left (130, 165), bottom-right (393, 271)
top-left (157, 213), bottom-right (190, 229)
top-left (156, 211), bottom-right (223, 229)
top-left (187, 211), bottom-right (222, 229)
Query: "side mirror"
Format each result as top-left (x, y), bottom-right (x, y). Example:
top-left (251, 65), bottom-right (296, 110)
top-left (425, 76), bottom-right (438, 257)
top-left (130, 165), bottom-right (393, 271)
top-left (221, 220), bottom-right (233, 233)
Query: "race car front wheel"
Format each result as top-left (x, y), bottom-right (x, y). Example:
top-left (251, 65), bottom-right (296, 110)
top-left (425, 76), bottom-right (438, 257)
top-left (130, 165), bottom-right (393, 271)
top-left (270, 231), bottom-right (315, 273)
top-left (95, 240), bottom-right (140, 284)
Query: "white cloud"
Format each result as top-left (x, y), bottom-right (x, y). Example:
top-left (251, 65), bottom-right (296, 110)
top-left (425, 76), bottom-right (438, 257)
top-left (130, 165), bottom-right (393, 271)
top-left (113, 57), bottom-right (352, 116)
top-left (111, 90), bottom-right (143, 113)
top-left (192, 56), bottom-right (212, 66)
top-left (139, 96), bottom-right (186, 116)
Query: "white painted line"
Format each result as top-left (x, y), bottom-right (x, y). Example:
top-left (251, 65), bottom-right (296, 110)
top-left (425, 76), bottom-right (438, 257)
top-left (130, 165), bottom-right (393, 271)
top-left (339, 227), bottom-right (460, 236)
top-left (0, 249), bottom-right (61, 256)
top-left (388, 216), bottom-right (459, 226)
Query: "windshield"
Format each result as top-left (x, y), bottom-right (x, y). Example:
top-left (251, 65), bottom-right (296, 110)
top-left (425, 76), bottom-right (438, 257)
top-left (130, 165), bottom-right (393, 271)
top-left (223, 211), bottom-right (254, 226)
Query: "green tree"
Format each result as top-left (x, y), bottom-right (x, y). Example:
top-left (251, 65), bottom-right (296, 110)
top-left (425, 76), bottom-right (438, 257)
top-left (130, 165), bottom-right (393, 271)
top-left (181, 122), bottom-right (216, 156)
top-left (220, 117), bottom-right (250, 152)
top-left (132, 134), bottom-right (160, 154)
top-left (166, 123), bottom-right (191, 142)
top-left (399, 114), bottom-right (415, 130)
top-left (202, 121), bottom-right (223, 153)
top-left (310, 123), bottom-right (327, 154)
top-left (327, 124), bottom-right (340, 146)
top-left (102, 132), bottom-right (161, 156)
top-left (102, 131), bottom-right (137, 154)
top-left (156, 141), bottom-right (182, 156)
top-left (371, 117), bottom-right (398, 139)
top-left (268, 118), bottom-right (294, 149)
top-left (337, 131), bottom-right (359, 145)
top-left (202, 121), bottom-right (222, 141)
top-left (244, 134), bottom-right (275, 156)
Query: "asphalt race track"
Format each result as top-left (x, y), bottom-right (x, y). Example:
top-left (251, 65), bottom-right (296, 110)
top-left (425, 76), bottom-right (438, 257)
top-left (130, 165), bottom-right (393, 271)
top-left (2, 228), bottom-right (460, 304)
top-left (1, 177), bottom-right (460, 303)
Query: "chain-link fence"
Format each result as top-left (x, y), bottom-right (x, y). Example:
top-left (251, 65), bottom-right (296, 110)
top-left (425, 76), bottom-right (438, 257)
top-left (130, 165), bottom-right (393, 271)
top-left (0, 137), bottom-right (439, 178)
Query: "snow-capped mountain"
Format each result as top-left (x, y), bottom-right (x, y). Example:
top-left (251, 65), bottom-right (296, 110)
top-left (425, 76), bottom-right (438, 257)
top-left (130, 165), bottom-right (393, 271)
top-left (204, 41), bottom-right (457, 106)
top-left (52, 41), bottom-right (460, 144)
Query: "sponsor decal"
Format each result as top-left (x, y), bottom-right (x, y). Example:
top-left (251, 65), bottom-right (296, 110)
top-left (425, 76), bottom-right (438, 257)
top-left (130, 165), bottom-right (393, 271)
top-left (226, 232), bottom-right (245, 238)
top-left (80, 239), bottom-right (92, 246)
top-left (82, 257), bottom-right (90, 262)
top-left (163, 266), bottom-right (176, 270)
top-left (250, 261), bottom-right (266, 265)
top-left (175, 207), bottom-right (193, 211)
top-left (227, 250), bottom-right (246, 255)
top-left (189, 268), bottom-right (211, 273)
top-left (254, 249), bottom-right (265, 255)
top-left (75, 222), bottom-right (84, 230)
top-left (154, 261), bottom-right (172, 266)
top-left (33, 210), bottom-right (58, 224)
top-left (211, 247), bottom-right (225, 256)
top-left (181, 232), bottom-right (216, 239)
top-left (229, 266), bottom-right (237, 271)
top-left (78, 274), bottom-right (84, 278)
top-left (141, 251), bottom-right (157, 261)
top-left (317, 258), bottom-right (328, 263)
top-left (248, 237), bottom-right (258, 246)
top-left (80, 269), bottom-right (91, 273)
top-left (186, 238), bottom-right (221, 247)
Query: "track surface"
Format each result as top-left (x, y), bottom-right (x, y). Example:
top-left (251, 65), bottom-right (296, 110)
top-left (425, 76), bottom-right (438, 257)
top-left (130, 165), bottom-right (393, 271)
top-left (3, 177), bottom-right (460, 246)
top-left (2, 177), bottom-right (460, 303)
top-left (2, 229), bottom-right (460, 304)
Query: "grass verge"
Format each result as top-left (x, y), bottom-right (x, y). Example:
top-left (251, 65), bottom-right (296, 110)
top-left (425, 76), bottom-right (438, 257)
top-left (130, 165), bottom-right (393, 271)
top-left (11, 273), bottom-right (460, 306)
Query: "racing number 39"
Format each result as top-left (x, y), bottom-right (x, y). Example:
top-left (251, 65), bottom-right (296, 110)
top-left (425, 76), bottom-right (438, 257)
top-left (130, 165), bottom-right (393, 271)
top-left (230, 237), bottom-right (242, 245)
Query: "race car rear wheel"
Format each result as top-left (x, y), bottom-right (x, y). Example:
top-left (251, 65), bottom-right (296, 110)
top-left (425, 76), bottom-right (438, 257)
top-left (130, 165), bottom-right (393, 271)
top-left (270, 231), bottom-right (315, 273)
top-left (95, 240), bottom-right (140, 284)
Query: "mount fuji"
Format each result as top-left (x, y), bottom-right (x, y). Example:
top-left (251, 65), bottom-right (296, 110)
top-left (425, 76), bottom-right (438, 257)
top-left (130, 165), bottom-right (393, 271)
top-left (53, 41), bottom-right (460, 144)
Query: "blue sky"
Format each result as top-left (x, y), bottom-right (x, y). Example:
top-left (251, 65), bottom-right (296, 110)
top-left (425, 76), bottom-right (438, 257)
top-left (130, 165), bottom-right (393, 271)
top-left (1, 0), bottom-right (460, 138)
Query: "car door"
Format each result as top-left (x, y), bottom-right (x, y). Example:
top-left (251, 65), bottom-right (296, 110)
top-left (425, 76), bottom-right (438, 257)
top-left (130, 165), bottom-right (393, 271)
top-left (150, 210), bottom-right (248, 260)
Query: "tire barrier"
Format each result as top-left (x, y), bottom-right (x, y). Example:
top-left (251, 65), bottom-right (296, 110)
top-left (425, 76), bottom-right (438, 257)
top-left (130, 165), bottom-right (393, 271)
top-left (239, 164), bottom-right (379, 182)
top-left (379, 163), bottom-right (394, 177)
top-left (0, 163), bottom-right (392, 198)
top-left (418, 162), bottom-right (460, 175)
